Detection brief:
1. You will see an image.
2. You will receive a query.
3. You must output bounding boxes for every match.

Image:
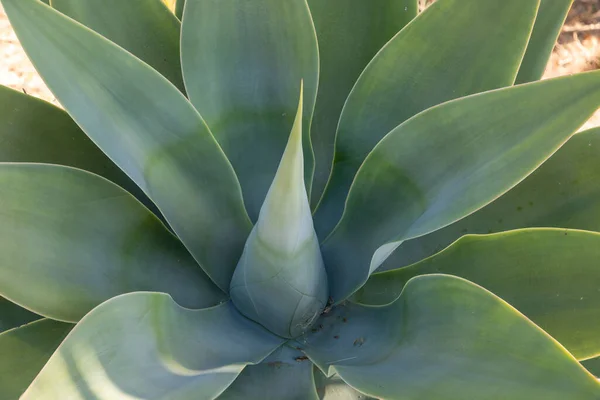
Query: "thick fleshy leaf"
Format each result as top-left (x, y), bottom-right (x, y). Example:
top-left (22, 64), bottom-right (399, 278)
top-left (23, 294), bottom-right (284, 399)
top-left (0, 164), bottom-right (225, 322)
top-left (313, 369), bottom-right (374, 400)
top-left (0, 319), bottom-right (73, 400)
top-left (314, 0), bottom-right (539, 236)
top-left (322, 71), bottom-right (600, 302)
top-left (230, 87), bottom-right (328, 338)
top-left (356, 229), bottom-right (600, 360)
top-left (0, 296), bottom-right (39, 333)
top-left (3, 0), bottom-right (252, 292)
top-left (219, 345), bottom-right (318, 400)
top-left (307, 0), bottom-right (417, 206)
top-left (50, 0), bottom-right (185, 92)
top-left (382, 127), bottom-right (600, 270)
top-left (0, 84), bottom-right (152, 212)
top-left (175, 0), bottom-right (185, 19)
top-left (0, 319), bottom-right (72, 399)
top-left (181, 0), bottom-right (319, 220)
top-left (516, 0), bottom-right (573, 83)
top-left (582, 356), bottom-right (600, 378)
top-left (299, 275), bottom-right (600, 399)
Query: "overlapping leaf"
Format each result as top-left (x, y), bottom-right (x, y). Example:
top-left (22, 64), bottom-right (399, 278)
top-left (307, 0), bottom-right (417, 206)
top-left (181, 0), bottom-right (319, 219)
top-left (357, 229), bottom-right (600, 360)
top-left (50, 0), bottom-right (185, 92)
top-left (3, 0), bottom-right (252, 292)
top-left (0, 319), bottom-right (72, 399)
top-left (0, 297), bottom-right (39, 333)
top-left (323, 71), bottom-right (600, 301)
top-left (219, 346), bottom-right (318, 400)
top-left (314, 0), bottom-right (540, 236)
top-left (300, 275), bottom-right (600, 400)
top-left (22, 295), bottom-right (284, 399)
top-left (516, 0), bottom-right (574, 83)
top-left (382, 127), bottom-right (600, 270)
top-left (0, 164), bottom-right (224, 322)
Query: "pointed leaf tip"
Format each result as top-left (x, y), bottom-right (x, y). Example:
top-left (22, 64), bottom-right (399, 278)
top-left (230, 84), bottom-right (328, 338)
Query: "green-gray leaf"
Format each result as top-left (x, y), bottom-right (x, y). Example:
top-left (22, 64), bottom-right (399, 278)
top-left (3, 0), bottom-right (252, 292)
top-left (382, 127), bottom-right (600, 270)
top-left (50, 0), bottom-right (185, 92)
top-left (0, 297), bottom-right (39, 333)
top-left (307, 0), bottom-right (417, 206)
top-left (314, 0), bottom-right (539, 237)
top-left (0, 319), bottom-right (72, 400)
top-left (0, 84), bottom-right (153, 213)
top-left (181, 0), bottom-right (319, 220)
top-left (516, 0), bottom-right (573, 83)
top-left (582, 356), bottom-right (600, 378)
top-left (323, 71), bottom-right (600, 302)
top-left (22, 295), bottom-right (284, 399)
top-left (356, 228), bottom-right (600, 360)
top-left (0, 164), bottom-right (225, 322)
top-left (313, 369), bottom-right (375, 400)
top-left (219, 345), bottom-right (318, 400)
top-left (175, 0), bottom-right (185, 19)
top-left (300, 275), bottom-right (600, 400)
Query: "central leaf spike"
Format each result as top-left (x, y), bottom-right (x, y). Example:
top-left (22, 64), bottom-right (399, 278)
top-left (230, 82), bottom-right (328, 338)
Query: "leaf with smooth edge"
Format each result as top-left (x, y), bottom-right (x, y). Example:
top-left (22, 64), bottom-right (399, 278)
top-left (181, 0), bottom-right (319, 220)
top-left (50, 0), bottom-right (185, 92)
top-left (219, 345), bottom-right (318, 400)
top-left (314, 0), bottom-right (539, 237)
top-left (582, 356), bottom-right (600, 378)
top-left (313, 369), bottom-right (375, 400)
top-left (323, 71), bottom-right (600, 302)
top-left (356, 229), bottom-right (600, 360)
top-left (0, 164), bottom-right (225, 322)
top-left (0, 85), bottom-right (153, 213)
top-left (299, 275), bottom-right (600, 400)
top-left (307, 0), bottom-right (417, 207)
top-left (22, 295), bottom-right (284, 400)
top-left (0, 297), bottom-right (39, 333)
top-left (382, 127), bottom-right (600, 270)
top-left (3, 0), bottom-right (252, 292)
top-left (230, 86), bottom-right (328, 338)
top-left (516, 0), bottom-right (573, 83)
top-left (0, 319), bottom-right (72, 399)
top-left (175, 0), bottom-right (184, 19)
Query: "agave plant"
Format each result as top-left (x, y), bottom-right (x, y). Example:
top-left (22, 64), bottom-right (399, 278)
top-left (1, 0), bottom-right (600, 398)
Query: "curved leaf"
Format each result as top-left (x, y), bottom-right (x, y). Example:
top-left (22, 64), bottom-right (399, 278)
top-left (181, 0), bottom-right (319, 220)
top-left (383, 127), bottom-right (600, 270)
top-left (0, 297), bottom-right (39, 333)
top-left (3, 0), bottom-right (252, 292)
top-left (0, 164), bottom-right (225, 322)
top-left (175, 0), bottom-right (185, 19)
top-left (323, 71), bottom-right (600, 302)
top-left (299, 275), bottom-right (600, 400)
top-left (313, 369), bottom-right (374, 400)
top-left (230, 86), bottom-right (328, 338)
top-left (582, 356), bottom-right (600, 378)
top-left (50, 0), bottom-right (185, 92)
top-left (314, 0), bottom-right (540, 236)
top-left (22, 295), bottom-right (284, 399)
top-left (219, 345), bottom-right (318, 400)
top-left (357, 229), bottom-right (600, 360)
top-left (307, 0), bottom-right (417, 206)
top-left (516, 0), bottom-right (573, 83)
top-left (0, 84), bottom-right (152, 212)
top-left (0, 319), bottom-right (72, 399)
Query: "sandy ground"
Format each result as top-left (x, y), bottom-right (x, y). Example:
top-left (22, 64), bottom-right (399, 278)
top-left (2, 1), bottom-right (600, 129)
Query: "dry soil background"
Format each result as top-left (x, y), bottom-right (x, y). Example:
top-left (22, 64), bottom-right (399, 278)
top-left (2, 1), bottom-right (600, 129)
